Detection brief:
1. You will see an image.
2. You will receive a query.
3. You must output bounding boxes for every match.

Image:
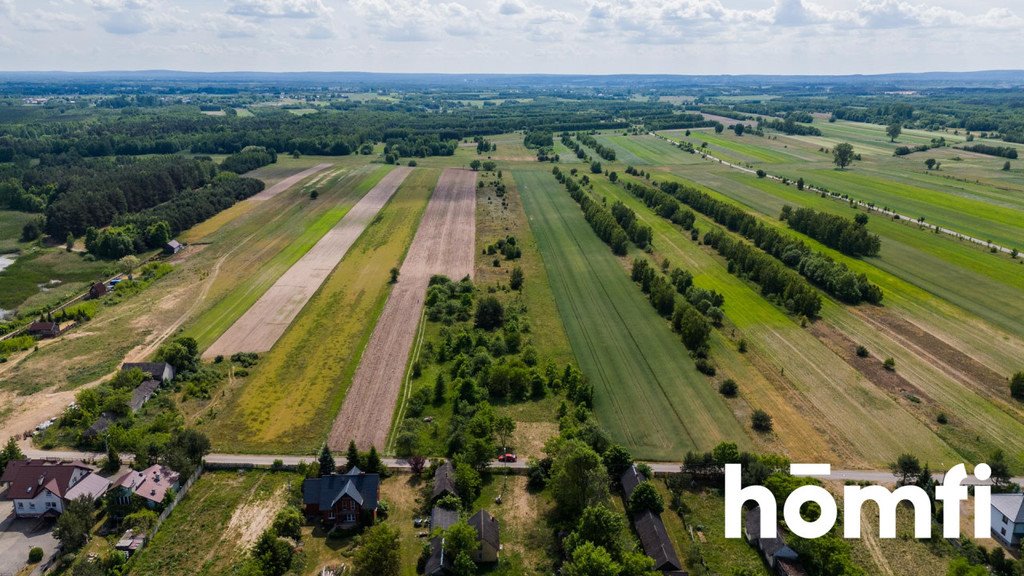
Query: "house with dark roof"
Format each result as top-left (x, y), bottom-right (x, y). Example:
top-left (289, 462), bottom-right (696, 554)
top-left (991, 493), bottom-right (1024, 548)
top-left (468, 510), bottom-right (500, 563)
top-left (432, 461), bottom-right (458, 502)
top-left (744, 506), bottom-right (803, 575)
top-left (424, 536), bottom-right (451, 575)
top-left (621, 464), bottom-right (646, 501)
top-left (88, 282), bottom-right (109, 299)
top-left (431, 506), bottom-right (459, 532)
top-left (302, 467), bottom-right (380, 528)
top-left (130, 380), bottom-right (161, 412)
top-left (164, 239), bottom-right (183, 254)
top-left (27, 321), bottom-right (60, 339)
top-left (112, 464), bottom-right (181, 509)
top-left (633, 511), bottom-right (682, 572)
top-left (121, 362), bottom-right (175, 383)
top-left (0, 460), bottom-right (108, 518)
top-left (83, 413), bottom-right (115, 439)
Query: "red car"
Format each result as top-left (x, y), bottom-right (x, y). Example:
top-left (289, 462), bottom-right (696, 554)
top-left (498, 453), bottom-right (517, 463)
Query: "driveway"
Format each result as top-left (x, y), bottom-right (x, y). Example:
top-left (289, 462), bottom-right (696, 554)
top-left (0, 501), bottom-right (59, 576)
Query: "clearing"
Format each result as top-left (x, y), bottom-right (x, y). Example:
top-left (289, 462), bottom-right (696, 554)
top-left (328, 168), bottom-right (477, 451)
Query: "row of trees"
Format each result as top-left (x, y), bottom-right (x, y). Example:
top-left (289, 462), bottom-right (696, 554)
top-left (609, 202), bottom-right (653, 249)
top-left (219, 146), bottom-right (277, 174)
top-left (574, 132), bottom-right (617, 161)
top-left (643, 180), bottom-right (883, 306)
top-left (553, 167), bottom-right (630, 255)
top-left (781, 206), bottom-right (881, 257)
top-left (961, 143), bottom-right (1019, 159)
top-left (523, 130), bottom-right (554, 149)
top-left (630, 258), bottom-right (714, 354)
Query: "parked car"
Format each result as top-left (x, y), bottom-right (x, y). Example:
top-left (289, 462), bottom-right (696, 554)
top-left (497, 453), bottom-right (517, 463)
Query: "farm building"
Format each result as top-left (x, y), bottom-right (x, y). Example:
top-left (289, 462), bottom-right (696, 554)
top-left (424, 536), bottom-right (451, 575)
top-left (84, 379), bottom-right (162, 439)
top-left (115, 528), bottom-right (147, 557)
top-left (121, 362), bottom-right (175, 383)
top-left (88, 282), bottom-right (109, 299)
top-left (112, 464), bottom-right (181, 509)
top-left (83, 413), bottom-right (115, 439)
top-left (0, 460), bottom-right (109, 518)
top-left (744, 506), bottom-right (806, 576)
top-left (633, 510), bottom-right (684, 573)
top-left (468, 509), bottom-right (500, 563)
top-left (27, 321), bottom-right (60, 339)
top-left (302, 467), bottom-right (380, 528)
top-left (164, 239), bottom-right (183, 254)
top-left (991, 493), bottom-right (1024, 548)
top-left (621, 463), bottom-right (646, 500)
top-left (432, 460), bottom-right (458, 502)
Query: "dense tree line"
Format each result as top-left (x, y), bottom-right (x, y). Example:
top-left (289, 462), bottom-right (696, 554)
top-left (621, 173), bottom-right (696, 230)
top-left (553, 167), bottom-right (629, 255)
top-left (609, 202), bottom-right (653, 249)
top-left (893, 136), bottom-right (946, 156)
top-left (219, 146), bottom-right (277, 174)
top-left (122, 173), bottom-right (265, 236)
top-left (630, 259), bottom-right (715, 353)
top-left (781, 206), bottom-right (881, 257)
top-left (523, 130), bottom-right (554, 149)
top-left (574, 132), bottom-right (617, 161)
top-left (384, 134), bottom-right (457, 158)
top-left (643, 180), bottom-right (882, 306)
top-left (960, 143), bottom-right (1018, 159)
top-left (760, 116), bottom-right (822, 136)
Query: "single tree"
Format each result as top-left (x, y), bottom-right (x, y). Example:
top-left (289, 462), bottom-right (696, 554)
top-left (389, 267), bottom-right (399, 284)
top-left (833, 143), bottom-right (855, 170)
top-left (353, 523), bottom-right (401, 576)
top-left (0, 437), bottom-right (25, 475)
top-left (751, 409), bottom-right (773, 432)
top-left (119, 254), bottom-right (140, 278)
top-left (1003, 161), bottom-right (1011, 171)
top-left (474, 296), bottom-right (505, 330)
top-left (365, 446), bottom-right (383, 474)
top-left (714, 123), bottom-right (725, 134)
top-left (509, 266), bottom-right (524, 291)
top-left (444, 521), bottom-right (480, 559)
top-left (570, 505), bottom-right (627, 557)
top-left (609, 171), bottom-right (618, 183)
top-left (718, 379), bottom-right (738, 397)
top-left (65, 232), bottom-right (75, 252)
top-left (628, 481), bottom-right (664, 514)
top-left (318, 444), bottom-right (336, 476)
top-left (272, 506), bottom-right (303, 540)
top-left (796, 177), bottom-right (805, 190)
top-left (733, 124), bottom-right (745, 136)
top-left (602, 445), bottom-right (633, 478)
top-left (346, 440), bottom-right (361, 471)
top-left (590, 161), bottom-right (603, 174)
top-left (886, 122), bottom-right (902, 142)
top-left (309, 189), bottom-right (319, 200)
top-left (252, 529), bottom-right (294, 575)
top-left (469, 159), bottom-right (482, 171)
top-left (1011, 371), bottom-right (1024, 400)
top-left (54, 496), bottom-right (94, 552)
top-left (925, 158), bottom-right (937, 170)
top-left (563, 541), bottom-right (620, 576)
top-left (890, 453), bottom-right (922, 485)
top-left (549, 439), bottom-right (609, 519)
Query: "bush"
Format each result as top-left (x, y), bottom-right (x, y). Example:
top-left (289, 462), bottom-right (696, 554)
top-left (855, 345), bottom-right (868, 358)
top-left (883, 357), bottom-right (896, 371)
top-left (718, 379), bottom-right (738, 397)
top-left (1011, 371), bottom-right (1024, 400)
top-left (29, 547), bottom-right (44, 563)
top-left (937, 413), bottom-right (948, 425)
top-left (756, 169), bottom-right (767, 178)
top-left (751, 409), bottom-right (773, 432)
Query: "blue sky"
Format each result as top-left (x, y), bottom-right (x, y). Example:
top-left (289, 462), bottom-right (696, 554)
top-left (0, 0), bottom-right (1020, 74)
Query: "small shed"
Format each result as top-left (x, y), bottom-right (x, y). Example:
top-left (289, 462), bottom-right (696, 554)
top-left (27, 321), bottom-right (60, 338)
top-left (633, 510), bottom-right (682, 572)
top-left (88, 282), bottom-right (109, 299)
top-left (432, 461), bottom-right (458, 502)
top-left (163, 240), bottom-right (183, 254)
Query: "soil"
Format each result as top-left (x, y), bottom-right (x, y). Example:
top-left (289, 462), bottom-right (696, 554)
top-left (328, 168), bottom-right (477, 451)
top-left (252, 163), bottom-right (333, 201)
top-left (203, 167), bottom-right (413, 358)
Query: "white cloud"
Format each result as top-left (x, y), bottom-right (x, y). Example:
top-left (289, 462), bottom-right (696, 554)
top-left (498, 1), bottom-right (525, 16)
top-left (302, 22), bottom-right (336, 39)
top-left (208, 15), bottom-right (261, 38)
top-left (228, 0), bottom-right (331, 19)
top-left (16, 11), bottom-right (85, 33)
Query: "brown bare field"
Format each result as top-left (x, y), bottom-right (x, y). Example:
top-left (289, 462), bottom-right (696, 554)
top-left (252, 163), bottom-right (333, 200)
top-left (328, 168), bottom-right (477, 451)
top-left (203, 167), bottom-right (412, 358)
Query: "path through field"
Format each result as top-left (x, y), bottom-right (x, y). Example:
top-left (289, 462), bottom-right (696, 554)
top-left (204, 167), bottom-right (412, 358)
top-left (328, 168), bottom-right (477, 450)
top-left (251, 163), bottom-right (333, 200)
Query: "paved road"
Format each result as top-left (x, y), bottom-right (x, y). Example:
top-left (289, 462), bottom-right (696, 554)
top-left (22, 448), bottom-right (1022, 486)
top-left (654, 132), bottom-right (1019, 257)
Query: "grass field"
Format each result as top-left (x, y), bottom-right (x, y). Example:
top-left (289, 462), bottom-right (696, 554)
top-left (129, 470), bottom-right (297, 575)
top-left (594, 133), bottom-right (704, 166)
top-left (188, 168), bottom-right (437, 454)
top-left (183, 164), bottom-right (389, 351)
top-left (0, 246), bottom-right (111, 310)
top-left (597, 172), bottom-right (958, 467)
top-left (0, 210), bottom-right (35, 253)
top-left (514, 167), bottom-right (749, 460)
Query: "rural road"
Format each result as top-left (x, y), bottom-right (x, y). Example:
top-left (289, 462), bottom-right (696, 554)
top-left (654, 132), bottom-right (1020, 257)
top-left (21, 447), bottom-right (1021, 486)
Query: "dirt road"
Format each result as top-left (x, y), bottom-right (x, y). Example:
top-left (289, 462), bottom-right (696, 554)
top-left (328, 168), bottom-right (477, 451)
top-left (203, 167), bottom-right (413, 359)
top-left (251, 163), bottom-right (333, 201)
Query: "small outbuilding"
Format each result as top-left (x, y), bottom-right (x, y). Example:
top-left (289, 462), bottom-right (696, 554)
top-left (992, 493), bottom-right (1024, 548)
top-left (468, 509), bottom-right (500, 564)
top-left (121, 362), bottom-right (175, 383)
top-left (432, 461), bottom-right (458, 502)
top-left (27, 321), bottom-right (60, 339)
top-left (88, 282), bottom-right (109, 299)
top-left (163, 239), bottom-right (183, 254)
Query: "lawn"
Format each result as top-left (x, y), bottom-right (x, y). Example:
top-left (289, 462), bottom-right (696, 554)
top-left (188, 168), bottom-right (437, 454)
top-left (128, 469), bottom-right (297, 576)
top-left (183, 164), bottom-right (389, 351)
top-left (514, 167), bottom-right (749, 460)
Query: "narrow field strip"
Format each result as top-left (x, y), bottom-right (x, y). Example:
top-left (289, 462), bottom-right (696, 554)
top-left (204, 166), bottom-right (411, 358)
top-left (514, 168), bottom-right (748, 460)
top-left (251, 162), bottom-right (333, 200)
top-left (328, 168), bottom-right (477, 451)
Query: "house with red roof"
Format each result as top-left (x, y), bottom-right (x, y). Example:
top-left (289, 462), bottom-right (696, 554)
top-left (0, 460), bottom-right (109, 518)
top-left (112, 464), bottom-right (181, 509)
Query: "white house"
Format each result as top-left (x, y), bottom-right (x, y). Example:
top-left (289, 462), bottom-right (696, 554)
top-left (0, 460), bottom-right (108, 518)
top-left (991, 493), bottom-right (1024, 548)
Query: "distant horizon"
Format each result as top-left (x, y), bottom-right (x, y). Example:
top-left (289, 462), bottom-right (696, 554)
top-left (2, 68), bottom-right (1024, 77)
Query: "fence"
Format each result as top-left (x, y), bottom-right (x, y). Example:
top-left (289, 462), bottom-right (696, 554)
top-left (148, 463), bottom-right (203, 541)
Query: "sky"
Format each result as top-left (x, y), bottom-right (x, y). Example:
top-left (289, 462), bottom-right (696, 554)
top-left (0, 0), bottom-right (1021, 75)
